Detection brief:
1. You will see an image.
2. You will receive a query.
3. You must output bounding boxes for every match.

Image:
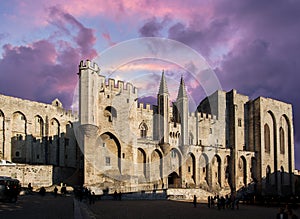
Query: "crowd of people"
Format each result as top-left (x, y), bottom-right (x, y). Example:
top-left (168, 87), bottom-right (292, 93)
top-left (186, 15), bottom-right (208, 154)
top-left (207, 194), bottom-right (239, 210)
top-left (276, 205), bottom-right (298, 219)
top-left (74, 186), bottom-right (96, 204)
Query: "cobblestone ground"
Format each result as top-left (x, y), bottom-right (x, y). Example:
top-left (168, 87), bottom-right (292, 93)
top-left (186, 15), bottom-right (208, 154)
top-left (83, 200), bottom-right (300, 219)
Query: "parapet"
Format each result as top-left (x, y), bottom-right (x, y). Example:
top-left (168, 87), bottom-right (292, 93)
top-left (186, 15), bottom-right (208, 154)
top-left (79, 60), bottom-right (100, 72)
top-left (137, 102), bottom-right (152, 112)
top-left (105, 78), bottom-right (137, 94)
top-left (197, 112), bottom-right (217, 122)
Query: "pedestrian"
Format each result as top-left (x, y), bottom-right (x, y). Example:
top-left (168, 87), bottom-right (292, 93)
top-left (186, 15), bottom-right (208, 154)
top-left (193, 195), bottom-right (197, 208)
top-left (208, 196), bottom-right (211, 208)
top-left (92, 192), bottom-right (96, 204)
top-left (28, 183), bottom-right (33, 193)
top-left (53, 186), bottom-right (58, 197)
top-left (276, 207), bottom-right (288, 219)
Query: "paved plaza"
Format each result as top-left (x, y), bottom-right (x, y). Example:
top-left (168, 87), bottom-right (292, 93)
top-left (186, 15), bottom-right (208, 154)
top-left (79, 198), bottom-right (300, 219)
top-left (1, 193), bottom-right (299, 219)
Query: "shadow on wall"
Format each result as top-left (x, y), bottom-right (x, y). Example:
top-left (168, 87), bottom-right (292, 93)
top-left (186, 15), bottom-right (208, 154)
top-left (235, 170), bottom-right (296, 204)
top-left (8, 130), bottom-right (83, 187)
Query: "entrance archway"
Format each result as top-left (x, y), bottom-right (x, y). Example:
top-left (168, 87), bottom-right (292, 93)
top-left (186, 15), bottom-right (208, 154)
top-left (168, 172), bottom-right (181, 188)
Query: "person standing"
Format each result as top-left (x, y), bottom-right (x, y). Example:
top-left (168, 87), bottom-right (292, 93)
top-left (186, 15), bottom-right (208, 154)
top-left (193, 195), bottom-right (197, 208)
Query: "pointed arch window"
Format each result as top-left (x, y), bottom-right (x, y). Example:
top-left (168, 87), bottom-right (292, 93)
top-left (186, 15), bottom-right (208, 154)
top-left (139, 122), bottom-right (148, 138)
top-left (264, 124), bottom-right (270, 153)
top-left (279, 127), bottom-right (285, 154)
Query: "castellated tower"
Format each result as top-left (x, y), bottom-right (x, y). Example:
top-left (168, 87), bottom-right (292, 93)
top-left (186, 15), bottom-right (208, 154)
top-left (157, 71), bottom-right (170, 145)
top-left (176, 77), bottom-right (189, 154)
top-left (78, 60), bottom-right (101, 126)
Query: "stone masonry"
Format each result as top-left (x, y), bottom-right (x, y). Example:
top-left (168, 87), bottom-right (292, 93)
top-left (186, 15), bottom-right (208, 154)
top-left (78, 60), bottom-right (295, 197)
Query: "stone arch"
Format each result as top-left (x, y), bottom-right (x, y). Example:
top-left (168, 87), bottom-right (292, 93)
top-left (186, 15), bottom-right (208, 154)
top-left (150, 149), bottom-right (163, 183)
top-left (168, 148), bottom-right (182, 188)
top-left (12, 111), bottom-right (27, 138)
top-left (281, 114), bottom-right (292, 185)
top-left (267, 110), bottom-right (277, 187)
top-left (100, 132), bottom-right (122, 174)
top-left (139, 122), bottom-right (148, 138)
top-left (0, 110), bottom-right (5, 158)
top-left (264, 123), bottom-right (270, 153)
top-left (185, 152), bottom-right (196, 187)
top-left (104, 106), bottom-right (117, 122)
top-left (34, 115), bottom-right (44, 138)
top-left (199, 153), bottom-right (210, 187)
top-left (65, 121), bottom-right (73, 136)
top-left (168, 172), bottom-right (180, 188)
top-left (212, 154), bottom-right (222, 187)
top-left (239, 156), bottom-right (247, 186)
top-left (49, 118), bottom-right (60, 136)
top-left (137, 148), bottom-right (147, 179)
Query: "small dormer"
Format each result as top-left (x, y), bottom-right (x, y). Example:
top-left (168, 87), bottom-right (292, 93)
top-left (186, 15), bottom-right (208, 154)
top-left (52, 98), bottom-right (63, 108)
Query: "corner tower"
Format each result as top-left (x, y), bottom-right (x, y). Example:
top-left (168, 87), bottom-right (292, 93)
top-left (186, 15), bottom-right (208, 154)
top-left (78, 60), bottom-right (100, 125)
top-left (157, 71), bottom-right (170, 144)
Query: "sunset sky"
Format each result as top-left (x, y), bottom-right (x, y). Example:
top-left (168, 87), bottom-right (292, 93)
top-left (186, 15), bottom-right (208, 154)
top-left (0, 0), bottom-right (299, 168)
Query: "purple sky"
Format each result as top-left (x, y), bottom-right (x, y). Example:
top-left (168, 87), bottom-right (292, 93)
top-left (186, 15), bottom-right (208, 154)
top-left (0, 0), bottom-right (299, 168)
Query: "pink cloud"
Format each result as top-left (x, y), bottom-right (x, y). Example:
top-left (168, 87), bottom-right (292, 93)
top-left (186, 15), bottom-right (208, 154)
top-left (0, 6), bottom-right (98, 108)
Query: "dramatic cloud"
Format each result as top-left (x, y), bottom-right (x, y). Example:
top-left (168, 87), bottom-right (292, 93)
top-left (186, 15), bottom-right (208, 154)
top-left (135, 0), bottom-right (300, 167)
top-left (139, 17), bottom-right (170, 37)
top-left (0, 6), bottom-right (97, 108)
top-left (1, 0), bottom-right (299, 168)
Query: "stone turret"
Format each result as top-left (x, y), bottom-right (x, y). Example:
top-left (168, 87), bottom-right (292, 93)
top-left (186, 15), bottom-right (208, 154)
top-left (78, 60), bottom-right (100, 126)
top-left (157, 71), bottom-right (170, 152)
top-left (176, 76), bottom-right (189, 155)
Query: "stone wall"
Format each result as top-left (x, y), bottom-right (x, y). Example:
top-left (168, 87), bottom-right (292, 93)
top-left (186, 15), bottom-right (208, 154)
top-left (0, 164), bottom-right (53, 187)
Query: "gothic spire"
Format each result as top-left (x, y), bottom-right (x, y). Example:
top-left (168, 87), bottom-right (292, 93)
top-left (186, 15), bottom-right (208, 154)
top-left (177, 75), bottom-right (188, 100)
top-left (158, 70), bottom-right (169, 95)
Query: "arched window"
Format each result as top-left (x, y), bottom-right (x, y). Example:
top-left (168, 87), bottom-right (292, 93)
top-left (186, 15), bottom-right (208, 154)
top-left (34, 116), bottom-right (44, 137)
top-left (104, 106), bottom-right (117, 122)
top-left (139, 122), bottom-right (148, 138)
top-left (279, 127), bottom-right (285, 154)
top-left (264, 124), bottom-right (270, 153)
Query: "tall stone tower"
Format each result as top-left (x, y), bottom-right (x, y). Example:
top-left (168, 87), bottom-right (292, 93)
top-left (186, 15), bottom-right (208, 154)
top-left (176, 76), bottom-right (189, 154)
top-left (157, 71), bottom-right (170, 145)
top-left (78, 60), bottom-right (100, 126)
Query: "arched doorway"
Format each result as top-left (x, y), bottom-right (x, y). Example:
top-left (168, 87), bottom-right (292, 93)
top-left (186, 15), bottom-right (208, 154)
top-left (168, 172), bottom-right (181, 188)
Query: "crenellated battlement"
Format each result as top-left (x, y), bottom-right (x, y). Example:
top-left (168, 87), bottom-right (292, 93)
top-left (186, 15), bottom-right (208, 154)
top-left (137, 102), bottom-right (152, 112)
top-left (79, 60), bottom-right (100, 72)
top-left (197, 112), bottom-right (217, 121)
top-left (104, 78), bottom-right (137, 94)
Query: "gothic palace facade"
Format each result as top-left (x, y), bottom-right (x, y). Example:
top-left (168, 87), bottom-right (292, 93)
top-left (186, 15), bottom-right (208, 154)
top-left (78, 60), bottom-right (295, 196)
top-left (0, 59), bottom-right (295, 197)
